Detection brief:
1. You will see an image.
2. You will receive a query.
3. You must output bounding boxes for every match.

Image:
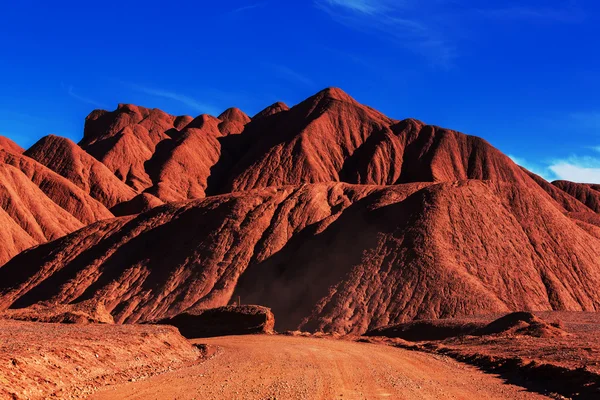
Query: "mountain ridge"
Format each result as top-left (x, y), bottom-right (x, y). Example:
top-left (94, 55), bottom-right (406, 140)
top-left (0, 87), bottom-right (599, 334)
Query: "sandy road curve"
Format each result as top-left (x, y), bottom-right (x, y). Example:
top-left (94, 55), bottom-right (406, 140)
top-left (92, 335), bottom-right (547, 400)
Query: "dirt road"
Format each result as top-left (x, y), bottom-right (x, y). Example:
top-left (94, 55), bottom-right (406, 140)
top-left (92, 335), bottom-right (547, 400)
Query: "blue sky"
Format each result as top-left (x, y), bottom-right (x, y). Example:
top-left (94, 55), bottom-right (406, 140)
top-left (1, 0), bottom-right (599, 182)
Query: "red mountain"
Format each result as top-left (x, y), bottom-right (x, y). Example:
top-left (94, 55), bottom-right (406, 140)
top-left (0, 88), bottom-right (599, 334)
top-left (26, 135), bottom-right (137, 208)
top-left (552, 180), bottom-right (600, 213)
top-left (0, 136), bottom-right (24, 153)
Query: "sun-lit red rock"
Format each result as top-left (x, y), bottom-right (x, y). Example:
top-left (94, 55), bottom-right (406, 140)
top-left (218, 107), bottom-right (251, 136)
top-left (80, 104), bottom-right (192, 191)
top-left (26, 135), bottom-right (137, 208)
top-left (144, 114), bottom-right (223, 202)
top-left (522, 169), bottom-right (591, 213)
top-left (0, 136), bottom-right (24, 153)
top-left (552, 180), bottom-right (600, 214)
top-left (253, 102), bottom-right (289, 119)
top-left (2, 87), bottom-right (600, 338)
top-left (1, 181), bottom-right (599, 335)
top-left (0, 150), bottom-right (113, 225)
top-left (0, 163), bottom-right (84, 265)
top-left (217, 88), bottom-right (552, 198)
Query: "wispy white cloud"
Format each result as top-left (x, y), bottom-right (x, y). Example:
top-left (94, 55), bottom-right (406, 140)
top-left (548, 156), bottom-right (600, 184)
top-left (233, 2), bottom-right (267, 13)
top-left (319, 0), bottom-right (392, 15)
top-left (315, 0), bottom-right (582, 66)
top-left (67, 86), bottom-right (108, 109)
top-left (509, 154), bottom-right (555, 181)
top-left (315, 0), bottom-right (456, 67)
top-left (477, 5), bottom-right (584, 23)
top-left (265, 64), bottom-right (315, 87)
top-left (510, 153), bottom-right (600, 184)
top-left (126, 83), bottom-right (221, 115)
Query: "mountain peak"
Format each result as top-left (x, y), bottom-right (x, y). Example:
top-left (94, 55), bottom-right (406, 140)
top-left (219, 107), bottom-right (250, 123)
top-left (218, 108), bottom-right (251, 136)
top-left (314, 87), bottom-right (355, 102)
top-left (0, 136), bottom-right (24, 154)
top-left (253, 102), bottom-right (290, 119)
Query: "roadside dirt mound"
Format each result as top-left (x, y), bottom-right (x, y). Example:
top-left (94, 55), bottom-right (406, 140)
top-left (156, 305), bottom-right (275, 338)
top-left (477, 312), bottom-right (570, 338)
top-left (26, 135), bottom-right (137, 208)
top-left (365, 319), bottom-right (485, 341)
top-left (1, 301), bottom-right (114, 324)
top-left (0, 320), bottom-right (200, 399)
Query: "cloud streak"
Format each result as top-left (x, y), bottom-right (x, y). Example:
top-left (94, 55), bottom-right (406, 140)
top-left (315, 0), bottom-right (583, 66)
top-left (126, 83), bottom-right (221, 115)
top-left (67, 86), bottom-right (108, 109)
top-left (265, 64), bottom-right (315, 87)
top-left (315, 0), bottom-right (456, 67)
top-left (233, 2), bottom-right (267, 13)
top-left (319, 0), bottom-right (391, 15)
top-left (510, 153), bottom-right (600, 184)
top-left (549, 157), bottom-right (600, 184)
top-left (477, 5), bottom-right (585, 23)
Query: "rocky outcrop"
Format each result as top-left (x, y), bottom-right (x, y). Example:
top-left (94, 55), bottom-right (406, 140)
top-left (26, 135), bottom-right (137, 208)
top-left (156, 305), bottom-right (275, 338)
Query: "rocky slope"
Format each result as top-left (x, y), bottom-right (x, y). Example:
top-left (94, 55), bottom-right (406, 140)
top-left (26, 135), bottom-right (137, 208)
top-left (0, 147), bottom-right (114, 265)
top-left (0, 136), bottom-right (24, 153)
top-left (0, 88), bottom-right (599, 334)
top-left (552, 180), bottom-right (600, 213)
top-left (1, 181), bottom-right (599, 334)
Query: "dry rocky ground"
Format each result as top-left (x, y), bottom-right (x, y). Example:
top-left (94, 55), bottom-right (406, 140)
top-left (0, 320), bottom-right (200, 399)
top-left (3, 311), bottom-right (600, 399)
top-left (365, 312), bottom-right (600, 399)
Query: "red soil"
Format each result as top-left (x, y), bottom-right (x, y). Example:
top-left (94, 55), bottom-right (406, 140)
top-left (0, 320), bottom-right (200, 399)
top-left (368, 312), bottom-right (600, 398)
top-left (91, 335), bottom-right (545, 400)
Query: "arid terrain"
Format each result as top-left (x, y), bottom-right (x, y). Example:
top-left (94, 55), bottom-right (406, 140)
top-left (1, 87), bottom-right (600, 398)
top-left (93, 335), bottom-right (546, 400)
